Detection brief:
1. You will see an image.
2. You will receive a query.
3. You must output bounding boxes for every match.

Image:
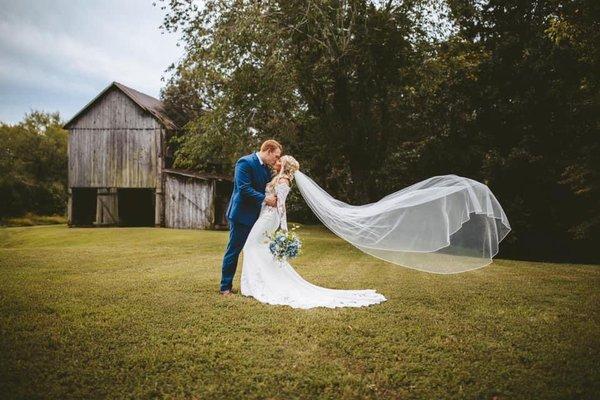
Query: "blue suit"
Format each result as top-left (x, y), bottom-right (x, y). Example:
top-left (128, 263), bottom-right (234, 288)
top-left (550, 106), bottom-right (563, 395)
top-left (220, 153), bottom-right (271, 291)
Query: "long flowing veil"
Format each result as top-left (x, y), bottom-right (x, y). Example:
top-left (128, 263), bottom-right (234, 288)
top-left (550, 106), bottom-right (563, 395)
top-left (293, 171), bottom-right (511, 274)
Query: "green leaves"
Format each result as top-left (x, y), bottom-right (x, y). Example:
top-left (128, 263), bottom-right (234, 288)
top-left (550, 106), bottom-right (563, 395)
top-left (159, 0), bottom-right (600, 263)
top-left (0, 111), bottom-right (68, 218)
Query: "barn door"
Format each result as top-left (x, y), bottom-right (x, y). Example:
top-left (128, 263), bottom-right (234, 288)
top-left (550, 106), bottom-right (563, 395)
top-left (96, 188), bottom-right (119, 226)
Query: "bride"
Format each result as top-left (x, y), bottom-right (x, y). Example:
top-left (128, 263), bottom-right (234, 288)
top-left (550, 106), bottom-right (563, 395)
top-left (240, 155), bottom-right (388, 309)
top-left (240, 154), bottom-right (511, 309)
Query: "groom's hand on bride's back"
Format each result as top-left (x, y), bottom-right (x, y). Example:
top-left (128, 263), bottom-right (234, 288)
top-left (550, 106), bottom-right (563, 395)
top-left (265, 195), bottom-right (277, 207)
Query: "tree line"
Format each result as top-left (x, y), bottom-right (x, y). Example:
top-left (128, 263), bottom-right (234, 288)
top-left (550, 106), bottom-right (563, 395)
top-left (0, 112), bottom-right (68, 220)
top-left (1, 1), bottom-right (596, 264)
top-left (158, 0), bottom-right (598, 263)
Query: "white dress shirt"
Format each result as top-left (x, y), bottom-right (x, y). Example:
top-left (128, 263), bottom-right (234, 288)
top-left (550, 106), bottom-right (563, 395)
top-left (255, 151), bottom-right (264, 165)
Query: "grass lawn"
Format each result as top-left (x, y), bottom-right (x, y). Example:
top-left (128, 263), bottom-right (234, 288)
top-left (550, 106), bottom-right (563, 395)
top-left (0, 213), bottom-right (66, 227)
top-left (0, 224), bottom-right (598, 399)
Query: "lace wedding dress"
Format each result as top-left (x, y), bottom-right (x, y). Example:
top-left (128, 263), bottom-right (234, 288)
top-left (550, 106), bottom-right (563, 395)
top-left (240, 182), bottom-right (387, 309)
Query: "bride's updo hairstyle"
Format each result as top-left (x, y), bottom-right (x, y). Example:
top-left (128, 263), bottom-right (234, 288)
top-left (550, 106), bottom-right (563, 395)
top-left (267, 155), bottom-right (299, 191)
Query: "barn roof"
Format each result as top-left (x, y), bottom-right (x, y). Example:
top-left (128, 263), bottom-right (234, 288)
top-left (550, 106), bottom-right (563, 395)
top-left (163, 168), bottom-right (232, 182)
top-left (63, 81), bottom-right (177, 130)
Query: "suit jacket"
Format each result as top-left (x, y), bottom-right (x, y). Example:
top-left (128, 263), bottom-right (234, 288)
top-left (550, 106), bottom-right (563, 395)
top-left (226, 153), bottom-right (272, 226)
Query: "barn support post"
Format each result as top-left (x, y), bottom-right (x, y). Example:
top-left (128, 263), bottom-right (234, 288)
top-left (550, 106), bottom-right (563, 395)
top-left (155, 187), bottom-right (164, 227)
top-left (67, 187), bottom-right (73, 227)
top-left (155, 128), bottom-right (165, 227)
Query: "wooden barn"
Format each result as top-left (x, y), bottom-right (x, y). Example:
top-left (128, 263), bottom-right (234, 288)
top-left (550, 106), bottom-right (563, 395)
top-left (63, 81), bottom-right (232, 229)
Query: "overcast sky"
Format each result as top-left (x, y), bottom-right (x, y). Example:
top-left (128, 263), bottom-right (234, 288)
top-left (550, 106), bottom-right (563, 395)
top-left (0, 0), bottom-right (184, 124)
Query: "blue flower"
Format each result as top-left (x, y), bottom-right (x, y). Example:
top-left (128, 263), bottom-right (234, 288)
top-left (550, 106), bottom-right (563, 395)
top-left (267, 228), bottom-right (303, 264)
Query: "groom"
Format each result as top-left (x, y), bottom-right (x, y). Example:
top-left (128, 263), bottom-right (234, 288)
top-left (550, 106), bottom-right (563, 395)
top-left (219, 139), bottom-right (283, 295)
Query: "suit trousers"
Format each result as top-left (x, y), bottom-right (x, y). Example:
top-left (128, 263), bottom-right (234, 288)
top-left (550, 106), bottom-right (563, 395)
top-left (220, 220), bottom-right (253, 291)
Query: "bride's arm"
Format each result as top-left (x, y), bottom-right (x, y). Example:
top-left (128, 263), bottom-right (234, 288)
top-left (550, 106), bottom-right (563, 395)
top-left (275, 178), bottom-right (291, 231)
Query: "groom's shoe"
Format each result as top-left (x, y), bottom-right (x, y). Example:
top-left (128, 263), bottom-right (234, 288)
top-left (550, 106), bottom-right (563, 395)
top-left (219, 289), bottom-right (233, 296)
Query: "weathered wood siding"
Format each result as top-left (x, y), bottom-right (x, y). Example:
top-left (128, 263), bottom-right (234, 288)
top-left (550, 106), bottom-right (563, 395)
top-left (68, 88), bottom-right (161, 188)
top-left (69, 86), bottom-right (161, 130)
top-left (164, 175), bottom-right (215, 229)
top-left (95, 188), bottom-right (119, 225)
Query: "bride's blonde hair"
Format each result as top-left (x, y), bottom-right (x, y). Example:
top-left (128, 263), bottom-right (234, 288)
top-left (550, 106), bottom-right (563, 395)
top-left (267, 155), bottom-right (300, 190)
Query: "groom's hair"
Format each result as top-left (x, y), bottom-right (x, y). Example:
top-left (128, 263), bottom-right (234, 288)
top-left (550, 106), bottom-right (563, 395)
top-left (260, 139), bottom-right (283, 153)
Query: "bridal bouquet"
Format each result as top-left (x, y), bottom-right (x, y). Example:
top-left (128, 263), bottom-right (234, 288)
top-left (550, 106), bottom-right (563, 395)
top-left (264, 224), bottom-right (302, 264)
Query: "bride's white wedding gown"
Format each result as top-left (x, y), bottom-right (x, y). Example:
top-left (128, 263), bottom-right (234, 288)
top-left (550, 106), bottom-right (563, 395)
top-left (240, 181), bottom-right (387, 309)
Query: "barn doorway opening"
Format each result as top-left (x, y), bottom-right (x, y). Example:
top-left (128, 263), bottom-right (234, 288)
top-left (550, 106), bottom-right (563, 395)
top-left (72, 188), bottom-right (97, 226)
top-left (117, 188), bottom-right (155, 227)
top-left (214, 180), bottom-right (233, 229)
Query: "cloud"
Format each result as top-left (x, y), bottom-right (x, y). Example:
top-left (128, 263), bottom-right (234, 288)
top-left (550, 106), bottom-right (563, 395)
top-left (0, 0), bottom-right (184, 123)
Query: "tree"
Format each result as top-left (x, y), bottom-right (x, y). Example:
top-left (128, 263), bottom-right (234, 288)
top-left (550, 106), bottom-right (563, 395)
top-left (157, 0), bottom-right (600, 262)
top-left (158, 0), bottom-right (438, 203)
top-left (440, 0), bottom-right (600, 261)
top-left (0, 111), bottom-right (68, 218)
